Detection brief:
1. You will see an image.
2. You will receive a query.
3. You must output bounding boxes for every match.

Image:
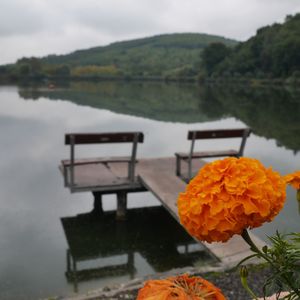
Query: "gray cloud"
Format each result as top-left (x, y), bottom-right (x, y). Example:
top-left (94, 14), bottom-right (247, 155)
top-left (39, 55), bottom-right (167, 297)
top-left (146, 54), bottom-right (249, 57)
top-left (0, 0), bottom-right (46, 36)
top-left (65, 0), bottom-right (169, 37)
top-left (0, 0), bottom-right (299, 64)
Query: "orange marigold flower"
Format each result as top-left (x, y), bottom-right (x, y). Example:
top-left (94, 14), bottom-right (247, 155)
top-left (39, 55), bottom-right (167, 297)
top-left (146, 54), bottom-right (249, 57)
top-left (284, 170), bottom-right (300, 189)
top-left (136, 273), bottom-right (226, 300)
top-left (178, 157), bottom-right (286, 243)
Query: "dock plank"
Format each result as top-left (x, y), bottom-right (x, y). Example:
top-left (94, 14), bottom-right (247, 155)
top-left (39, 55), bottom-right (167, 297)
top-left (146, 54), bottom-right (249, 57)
top-left (108, 161), bottom-right (130, 178)
top-left (64, 163), bottom-right (141, 192)
top-left (139, 169), bottom-right (185, 219)
top-left (68, 163), bottom-right (118, 186)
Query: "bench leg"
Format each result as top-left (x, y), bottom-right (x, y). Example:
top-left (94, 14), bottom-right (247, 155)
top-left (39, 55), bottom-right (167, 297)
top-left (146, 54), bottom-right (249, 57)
top-left (71, 254), bottom-right (78, 293)
top-left (116, 191), bottom-right (127, 221)
top-left (188, 159), bottom-right (192, 182)
top-left (92, 192), bottom-right (103, 215)
top-left (128, 251), bottom-right (135, 279)
top-left (66, 249), bottom-right (71, 274)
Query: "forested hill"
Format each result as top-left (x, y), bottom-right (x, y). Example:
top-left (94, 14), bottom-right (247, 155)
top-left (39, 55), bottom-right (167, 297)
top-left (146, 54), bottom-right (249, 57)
top-left (203, 13), bottom-right (300, 79)
top-left (42, 33), bottom-right (236, 68)
top-left (0, 33), bottom-right (237, 81)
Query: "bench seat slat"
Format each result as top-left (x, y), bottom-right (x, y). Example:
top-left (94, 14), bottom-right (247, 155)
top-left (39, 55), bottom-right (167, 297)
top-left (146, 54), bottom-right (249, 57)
top-left (61, 156), bottom-right (137, 167)
top-left (175, 149), bottom-right (239, 159)
top-left (64, 163), bottom-right (129, 187)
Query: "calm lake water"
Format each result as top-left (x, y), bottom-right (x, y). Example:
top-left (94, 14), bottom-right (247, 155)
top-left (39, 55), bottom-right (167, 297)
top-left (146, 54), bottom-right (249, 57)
top-left (0, 82), bottom-right (299, 299)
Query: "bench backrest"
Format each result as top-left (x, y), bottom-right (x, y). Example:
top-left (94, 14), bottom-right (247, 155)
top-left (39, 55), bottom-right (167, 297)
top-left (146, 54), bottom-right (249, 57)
top-left (188, 128), bottom-right (251, 157)
top-left (65, 132), bottom-right (144, 145)
top-left (65, 132), bottom-right (144, 185)
top-left (188, 128), bottom-right (250, 140)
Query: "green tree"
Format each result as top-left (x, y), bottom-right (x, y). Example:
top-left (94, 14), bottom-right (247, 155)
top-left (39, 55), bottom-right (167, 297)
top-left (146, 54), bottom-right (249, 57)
top-left (213, 13), bottom-right (300, 79)
top-left (201, 42), bottom-right (231, 75)
top-left (18, 63), bottom-right (31, 76)
top-left (16, 57), bottom-right (44, 78)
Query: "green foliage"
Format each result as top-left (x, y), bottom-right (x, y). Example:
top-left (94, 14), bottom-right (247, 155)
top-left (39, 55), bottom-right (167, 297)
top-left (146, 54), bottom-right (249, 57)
top-left (18, 63), bottom-right (31, 76)
top-left (43, 64), bottom-right (71, 77)
top-left (240, 231), bottom-right (300, 299)
top-left (201, 42), bottom-right (231, 75)
top-left (16, 57), bottom-right (43, 77)
top-left (208, 13), bottom-right (300, 79)
top-left (262, 232), bottom-right (300, 299)
top-left (54, 65), bottom-right (70, 76)
top-left (71, 65), bottom-right (121, 77)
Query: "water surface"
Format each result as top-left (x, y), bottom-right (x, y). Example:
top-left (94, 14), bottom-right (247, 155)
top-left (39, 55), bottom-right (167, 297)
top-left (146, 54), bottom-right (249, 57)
top-left (0, 82), bottom-right (299, 299)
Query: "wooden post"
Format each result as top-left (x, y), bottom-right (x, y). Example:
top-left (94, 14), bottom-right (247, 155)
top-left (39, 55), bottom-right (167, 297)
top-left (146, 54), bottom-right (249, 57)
top-left (116, 191), bottom-right (127, 220)
top-left (70, 135), bottom-right (75, 188)
top-left (92, 192), bottom-right (103, 215)
top-left (175, 155), bottom-right (181, 177)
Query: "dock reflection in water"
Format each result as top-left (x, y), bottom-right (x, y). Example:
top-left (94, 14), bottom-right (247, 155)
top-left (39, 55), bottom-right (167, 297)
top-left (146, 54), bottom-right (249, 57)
top-left (61, 206), bottom-right (214, 292)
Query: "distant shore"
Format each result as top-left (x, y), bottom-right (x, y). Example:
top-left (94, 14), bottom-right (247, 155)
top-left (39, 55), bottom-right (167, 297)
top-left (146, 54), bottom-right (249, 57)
top-left (1, 75), bottom-right (300, 87)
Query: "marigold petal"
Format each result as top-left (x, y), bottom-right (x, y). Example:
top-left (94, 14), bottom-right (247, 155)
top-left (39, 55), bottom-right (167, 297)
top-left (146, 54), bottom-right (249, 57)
top-left (137, 274), bottom-right (227, 300)
top-left (284, 170), bottom-right (300, 189)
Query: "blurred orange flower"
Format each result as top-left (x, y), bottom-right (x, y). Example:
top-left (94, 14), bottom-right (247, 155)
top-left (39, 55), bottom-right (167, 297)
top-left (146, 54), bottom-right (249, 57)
top-left (178, 157), bottom-right (286, 243)
top-left (136, 273), bottom-right (226, 300)
top-left (284, 170), bottom-right (300, 189)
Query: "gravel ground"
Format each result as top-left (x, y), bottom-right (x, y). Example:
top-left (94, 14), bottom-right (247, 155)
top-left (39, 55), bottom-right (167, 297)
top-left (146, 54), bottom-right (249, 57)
top-left (91, 264), bottom-right (277, 300)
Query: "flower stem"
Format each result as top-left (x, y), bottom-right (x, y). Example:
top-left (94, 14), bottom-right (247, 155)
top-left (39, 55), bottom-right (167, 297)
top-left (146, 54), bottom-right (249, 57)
top-left (241, 229), bottom-right (266, 257)
top-left (297, 189), bottom-right (300, 215)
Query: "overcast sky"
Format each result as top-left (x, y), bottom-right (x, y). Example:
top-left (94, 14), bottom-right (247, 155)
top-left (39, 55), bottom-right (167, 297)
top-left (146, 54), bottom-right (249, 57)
top-left (0, 0), bottom-right (299, 65)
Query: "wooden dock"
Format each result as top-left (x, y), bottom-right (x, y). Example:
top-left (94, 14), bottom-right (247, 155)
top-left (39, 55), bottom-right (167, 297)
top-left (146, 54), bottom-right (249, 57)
top-left (60, 156), bottom-right (266, 266)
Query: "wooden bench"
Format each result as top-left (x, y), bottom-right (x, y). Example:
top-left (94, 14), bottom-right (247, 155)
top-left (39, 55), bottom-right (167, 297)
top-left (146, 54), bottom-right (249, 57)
top-left (61, 132), bottom-right (144, 218)
top-left (175, 128), bottom-right (251, 182)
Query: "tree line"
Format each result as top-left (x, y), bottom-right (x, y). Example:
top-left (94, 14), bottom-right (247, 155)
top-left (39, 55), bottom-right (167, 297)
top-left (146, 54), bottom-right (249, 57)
top-left (201, 13), bottom-right (300, 83)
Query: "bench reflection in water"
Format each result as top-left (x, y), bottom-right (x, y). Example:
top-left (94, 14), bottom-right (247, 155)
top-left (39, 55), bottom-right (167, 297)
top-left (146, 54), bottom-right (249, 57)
top-left (61, 206), bottom-right (215, 292)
